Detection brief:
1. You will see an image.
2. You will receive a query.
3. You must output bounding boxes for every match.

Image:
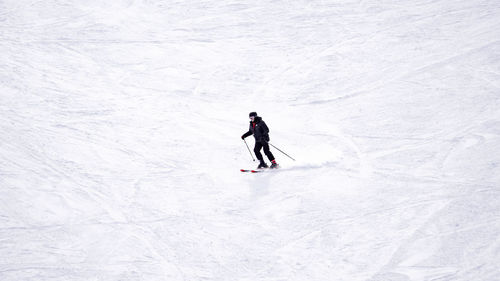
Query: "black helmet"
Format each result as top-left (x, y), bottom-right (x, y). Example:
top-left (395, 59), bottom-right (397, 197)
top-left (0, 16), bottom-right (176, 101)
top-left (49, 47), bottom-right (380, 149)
top-left (249, 112), bottom-right (258, 117)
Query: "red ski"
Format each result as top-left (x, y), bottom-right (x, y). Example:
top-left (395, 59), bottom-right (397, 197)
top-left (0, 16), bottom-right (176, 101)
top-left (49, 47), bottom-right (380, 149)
top-left (241, 169), bottom-right (266, 173)
top-left (241, 168), bottom-right (273, 173)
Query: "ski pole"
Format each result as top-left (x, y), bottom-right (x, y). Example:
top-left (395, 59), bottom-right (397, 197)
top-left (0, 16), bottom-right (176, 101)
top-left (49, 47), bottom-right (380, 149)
top-left (269, 143), bottom-right (296, 161)
top-left (243, 139), bottom-right (255, 161)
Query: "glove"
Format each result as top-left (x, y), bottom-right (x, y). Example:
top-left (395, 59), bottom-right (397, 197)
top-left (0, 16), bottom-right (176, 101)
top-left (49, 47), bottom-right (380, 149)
top-left (241, 135), bottom-right (245, 140)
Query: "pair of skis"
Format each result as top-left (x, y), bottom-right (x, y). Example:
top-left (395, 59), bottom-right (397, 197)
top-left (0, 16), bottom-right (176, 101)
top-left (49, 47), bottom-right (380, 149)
top-left (240, 169), bottom-right (265, 173)
top-left (240, 167), bottom-right (279, 173)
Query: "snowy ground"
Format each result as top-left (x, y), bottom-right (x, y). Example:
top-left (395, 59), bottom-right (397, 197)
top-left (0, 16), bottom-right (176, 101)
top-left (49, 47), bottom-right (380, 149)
top-left (1, 0), bottom-right (500, 280)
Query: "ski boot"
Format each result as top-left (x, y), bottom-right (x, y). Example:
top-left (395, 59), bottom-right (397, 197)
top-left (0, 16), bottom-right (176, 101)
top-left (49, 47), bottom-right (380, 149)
top-left (257, 160), bottom-right (268, 169)
top-left (270, 160), bottom-right (279, 169)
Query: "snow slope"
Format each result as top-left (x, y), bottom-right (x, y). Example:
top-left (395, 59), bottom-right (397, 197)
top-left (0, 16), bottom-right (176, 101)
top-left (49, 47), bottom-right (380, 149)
top-left (1, 0), bottom-right (500, 280)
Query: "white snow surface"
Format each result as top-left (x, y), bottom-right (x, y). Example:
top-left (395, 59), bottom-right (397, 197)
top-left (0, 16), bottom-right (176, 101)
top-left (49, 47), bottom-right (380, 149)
top-left (1, 1), bottom-right (500, 280)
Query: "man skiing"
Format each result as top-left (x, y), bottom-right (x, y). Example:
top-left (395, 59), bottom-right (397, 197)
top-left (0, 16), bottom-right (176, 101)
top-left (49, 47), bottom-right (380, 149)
top-left (241, 112), bottom-right (279, 169)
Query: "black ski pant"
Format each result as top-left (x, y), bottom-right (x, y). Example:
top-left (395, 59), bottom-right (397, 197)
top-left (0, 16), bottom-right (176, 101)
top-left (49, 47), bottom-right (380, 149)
top-left (254, 141), bottom-right (275, 162)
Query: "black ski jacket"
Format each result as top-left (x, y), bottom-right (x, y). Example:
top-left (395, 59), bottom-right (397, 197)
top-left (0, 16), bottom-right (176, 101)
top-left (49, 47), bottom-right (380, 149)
top-left (242, 116), bottom-right (270, 143)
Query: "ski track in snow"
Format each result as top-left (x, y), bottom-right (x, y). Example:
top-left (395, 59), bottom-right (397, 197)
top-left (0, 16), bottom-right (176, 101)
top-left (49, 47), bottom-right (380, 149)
top-left (1, 0), bottom-right (500, 281)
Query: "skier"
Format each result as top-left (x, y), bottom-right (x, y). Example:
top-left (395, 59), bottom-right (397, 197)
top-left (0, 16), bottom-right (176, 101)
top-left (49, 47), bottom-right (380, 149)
top-left (241, 112), bottom-right (279, 169)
